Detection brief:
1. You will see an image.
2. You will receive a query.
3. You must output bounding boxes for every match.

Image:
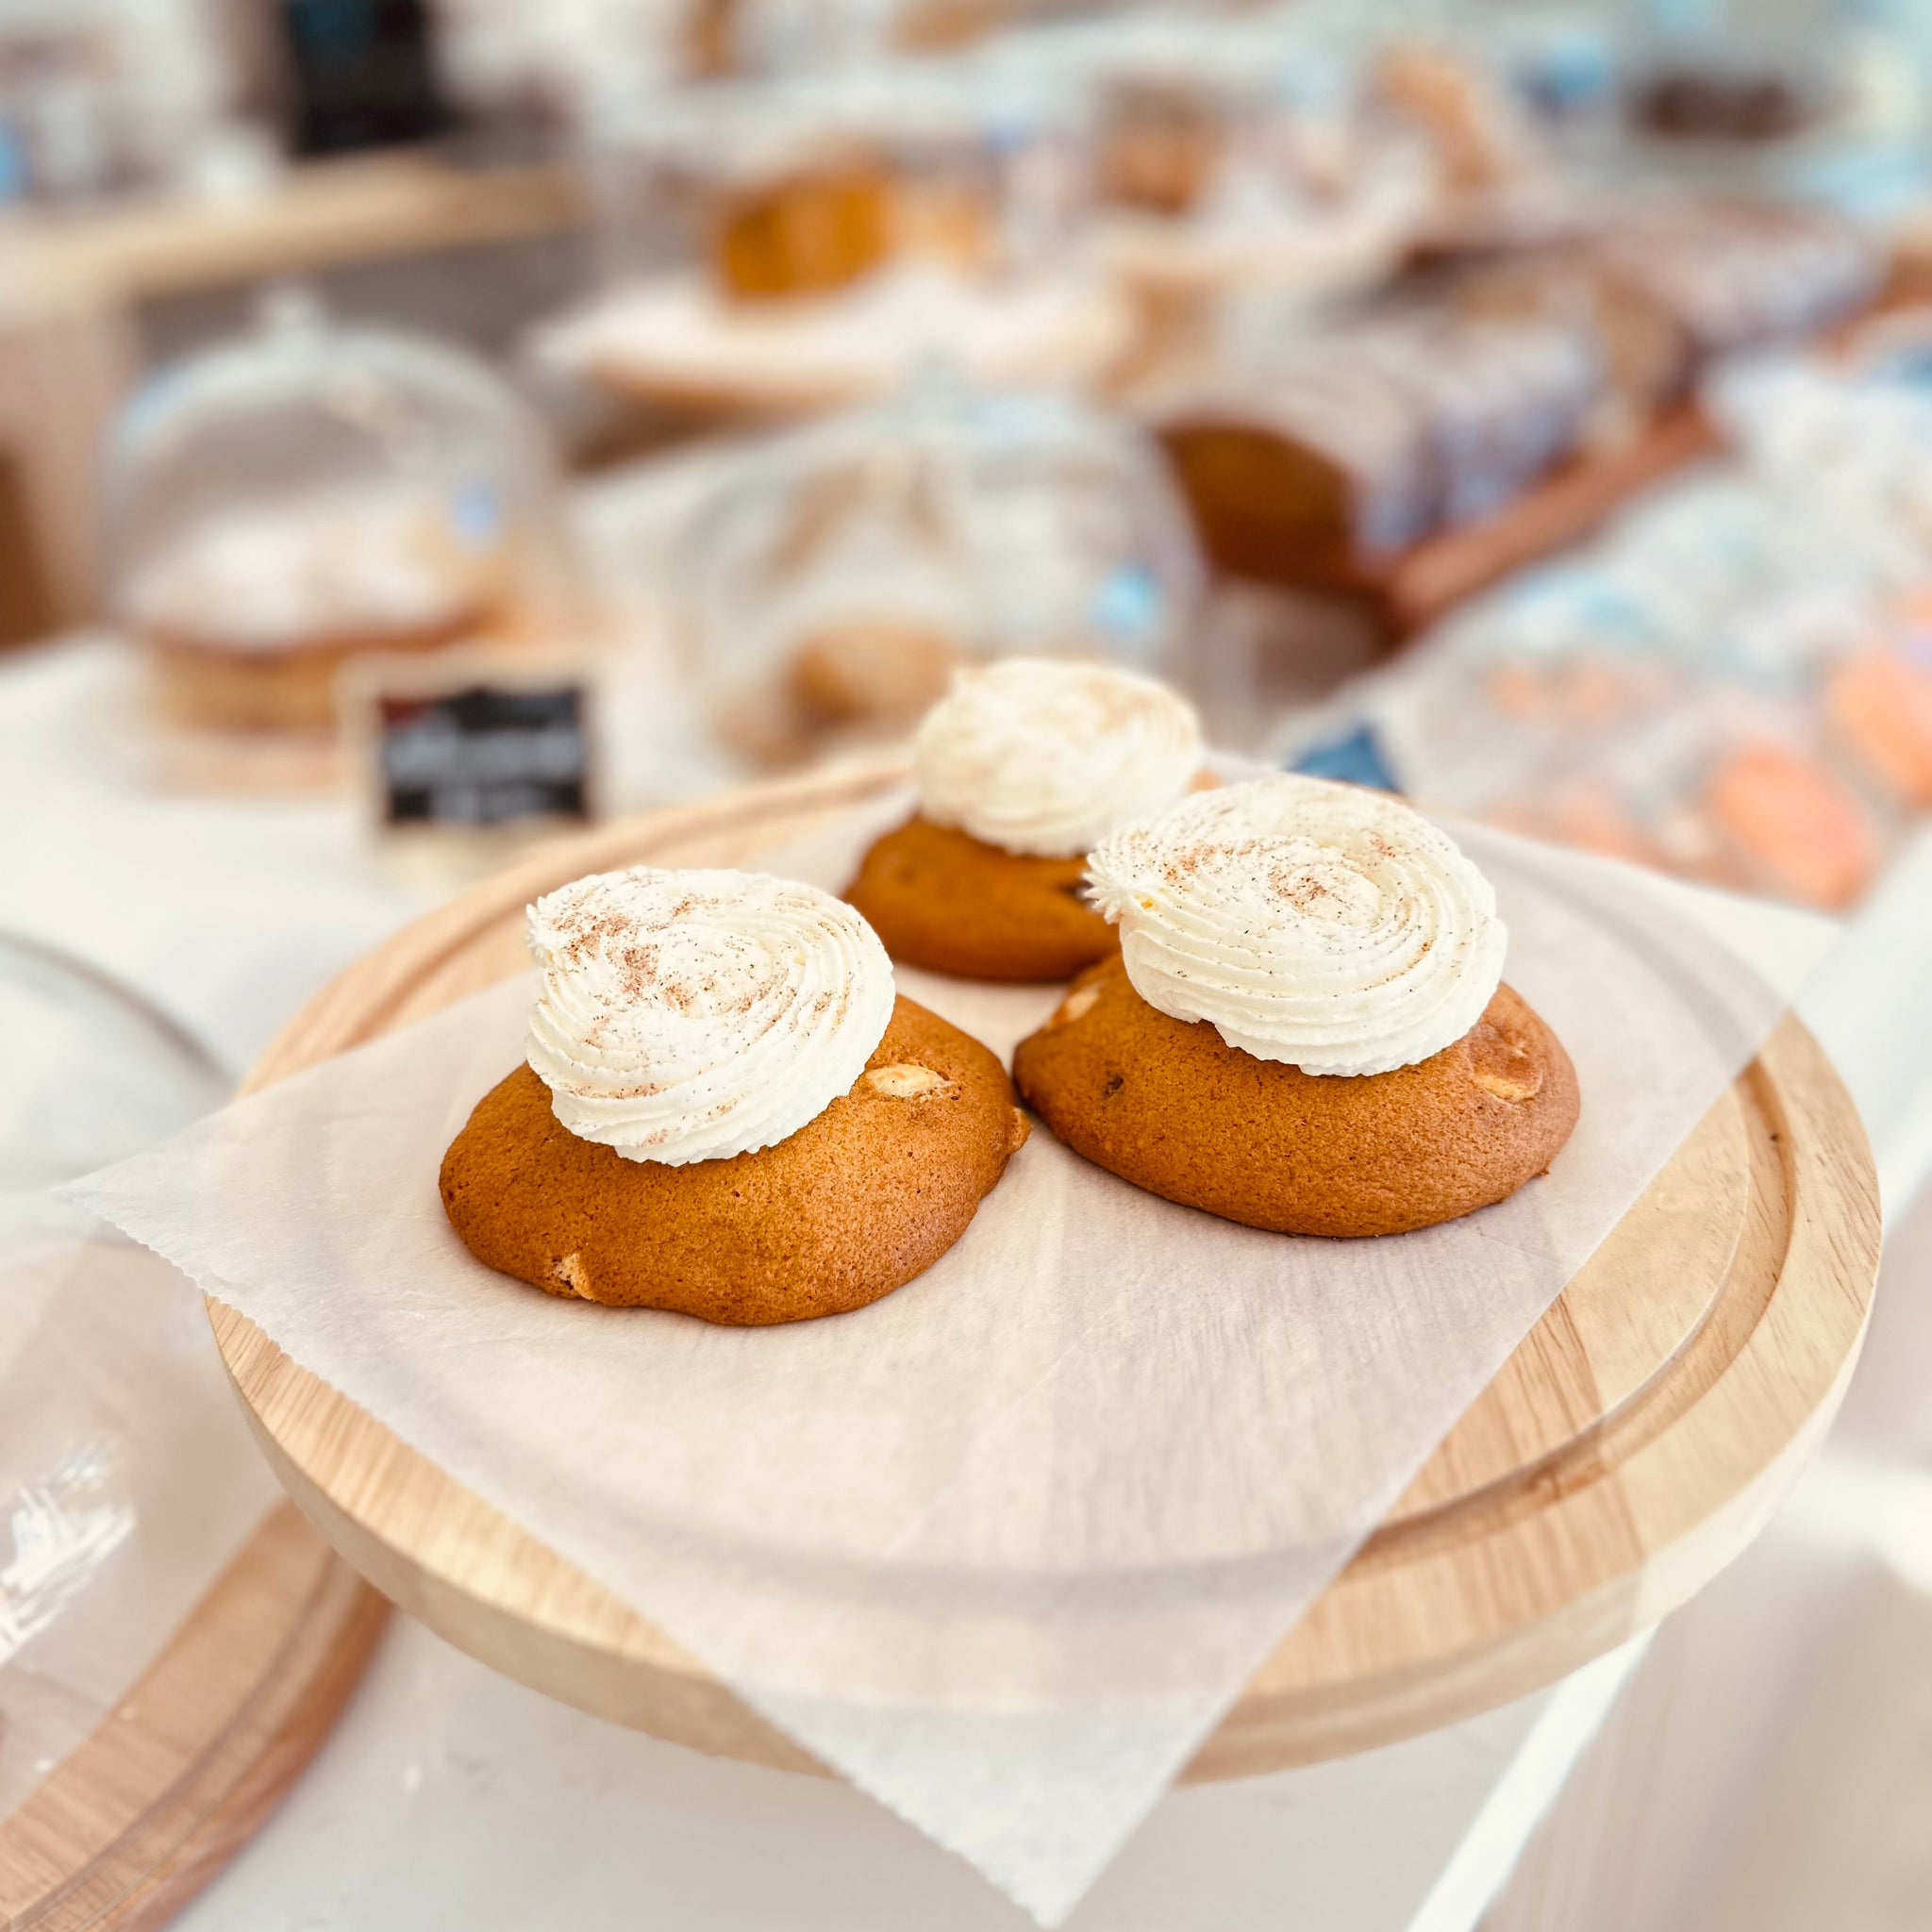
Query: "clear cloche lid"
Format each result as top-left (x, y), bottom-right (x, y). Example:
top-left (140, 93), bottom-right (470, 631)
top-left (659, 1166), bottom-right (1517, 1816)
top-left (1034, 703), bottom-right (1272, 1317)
top-left (107, 289), bottom-right (569, 663)
top-left (675, 373), bottom-right (1203, 766)
top-left (0, 931), bottom-right (225, 1239)
top-left (585, 57), bottom-right (1091, 291)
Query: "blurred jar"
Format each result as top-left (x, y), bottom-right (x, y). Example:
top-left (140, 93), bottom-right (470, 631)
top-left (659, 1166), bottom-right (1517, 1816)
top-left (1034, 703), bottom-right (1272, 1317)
top-left (591, 74), bottom-right (914, 301)
top-left (677, 376), bottom-right (1202, 767)
top-left (586, 58), bottom-right (1086, 302)
top-left (108, 291), bottom-right (575, 741)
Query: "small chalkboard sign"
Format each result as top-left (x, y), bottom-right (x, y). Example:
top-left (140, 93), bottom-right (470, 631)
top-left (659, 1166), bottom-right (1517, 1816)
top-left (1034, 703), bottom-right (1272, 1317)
top-left (374, 681), bottom-right (593, 829)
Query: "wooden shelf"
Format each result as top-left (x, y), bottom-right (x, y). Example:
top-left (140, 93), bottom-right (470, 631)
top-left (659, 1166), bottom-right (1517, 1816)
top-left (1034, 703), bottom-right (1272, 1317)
top-left (0, 153), bottom-right (586, 317)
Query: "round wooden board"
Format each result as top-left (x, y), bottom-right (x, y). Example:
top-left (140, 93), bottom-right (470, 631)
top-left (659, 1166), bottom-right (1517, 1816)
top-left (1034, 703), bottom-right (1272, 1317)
top-left (0, 1506), bottom-right (387, 1932)
top-left (211, 759), bottom-right (1880, 1780)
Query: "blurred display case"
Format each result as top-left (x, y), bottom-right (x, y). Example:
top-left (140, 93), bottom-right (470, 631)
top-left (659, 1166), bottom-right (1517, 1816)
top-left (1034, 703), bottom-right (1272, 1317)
top-left (1285, 341), bottom-right (1932, 911)
top-left (541, 52), bottom-right (1127, 428)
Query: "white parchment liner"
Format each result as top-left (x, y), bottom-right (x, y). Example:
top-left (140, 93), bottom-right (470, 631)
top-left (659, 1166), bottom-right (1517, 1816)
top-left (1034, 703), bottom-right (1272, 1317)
top-left (66, 794), bottom-right (1836, 1923)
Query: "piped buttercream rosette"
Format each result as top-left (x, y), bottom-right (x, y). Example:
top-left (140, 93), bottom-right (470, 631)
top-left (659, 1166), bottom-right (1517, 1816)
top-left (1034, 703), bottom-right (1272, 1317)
top-left (525, 867), bottom-right (895, 1165)
top-left (1087, 775), bottom-right (1507, 1076)
top-left (915, 658), bottom-right (1202, 858)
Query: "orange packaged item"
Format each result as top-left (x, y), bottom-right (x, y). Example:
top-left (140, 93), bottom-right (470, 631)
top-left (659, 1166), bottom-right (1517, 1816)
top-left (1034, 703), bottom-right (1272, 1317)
top-left (1826, 649), bottom-right (1932, 808)
top-left (1483, 780), bottom-right (1659, 871)
top-left (1705, 742), bottom-right (1877, 910)
top-left (1547, 779), bottom-right (1661, 868)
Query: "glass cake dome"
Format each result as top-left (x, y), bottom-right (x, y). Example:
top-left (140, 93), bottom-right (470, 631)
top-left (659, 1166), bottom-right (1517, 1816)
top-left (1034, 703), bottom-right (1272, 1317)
top-left (107, 289), bottom-right (572, 737)
top-left (587, 60), bottom-right (1074, 300)
top-left (675, 373), bottom-right (1203, 767)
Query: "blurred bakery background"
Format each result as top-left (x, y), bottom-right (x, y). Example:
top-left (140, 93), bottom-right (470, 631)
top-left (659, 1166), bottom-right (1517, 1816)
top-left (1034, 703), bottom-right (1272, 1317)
top-left (8, 2), bottom-right (1932, 1928)
top-left (8, 0), bottom-right (1932, 929)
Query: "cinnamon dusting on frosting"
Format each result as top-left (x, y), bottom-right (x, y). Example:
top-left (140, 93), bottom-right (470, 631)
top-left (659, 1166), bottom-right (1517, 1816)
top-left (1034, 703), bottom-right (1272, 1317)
top-left (525, 866), bottom-right (894, 1164)
top-left (1087, 775), bottom-right (1507, 1076)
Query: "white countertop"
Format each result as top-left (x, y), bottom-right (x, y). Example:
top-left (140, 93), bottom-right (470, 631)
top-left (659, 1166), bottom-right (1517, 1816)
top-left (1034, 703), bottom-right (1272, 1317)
top-left (166, 1613), bottom-right (1642, 1932)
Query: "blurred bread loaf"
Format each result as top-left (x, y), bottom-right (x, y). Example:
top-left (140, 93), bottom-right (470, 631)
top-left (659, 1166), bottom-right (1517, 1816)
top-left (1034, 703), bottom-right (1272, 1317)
top-left (1156, 312), bottom-right (1600, 586)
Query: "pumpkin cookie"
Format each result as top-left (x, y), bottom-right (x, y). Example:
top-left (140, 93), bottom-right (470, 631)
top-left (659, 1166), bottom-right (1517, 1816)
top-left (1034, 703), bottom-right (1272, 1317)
top-left (441, 867), bottom-right (1027, 1324)
top-left (1013, 958), bottom-right (1575, 1237)
top-left (846, 657), bottom-right (1203, 982)
top-left (1014, 774), bottom-right (1579, 1236)
top-left (846, 815), bottom-right (1115, 983)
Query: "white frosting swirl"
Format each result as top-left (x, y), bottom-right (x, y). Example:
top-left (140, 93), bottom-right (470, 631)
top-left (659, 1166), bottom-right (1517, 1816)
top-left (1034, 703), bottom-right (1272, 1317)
top-left (525, 867), bottom-right (894, 1165)
top-left (914, 658), bottom-right (1202, 858)
top-left (1087, 776), bottom-right (1507, 1076)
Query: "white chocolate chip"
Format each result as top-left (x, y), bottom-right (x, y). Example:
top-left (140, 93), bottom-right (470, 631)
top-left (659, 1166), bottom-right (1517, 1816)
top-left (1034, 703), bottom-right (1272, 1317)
top-left (1472, 1034), bottom-right (1542, 1104)
top-left (864, 1063), bottom-right (955, 1098)
top-left (1474, 1065), bottom-right (1541, 1104)
top-left (1052, 984), bottom-right (1102, 1027)
top-left (553, 1251), bottom-right (595, 1299)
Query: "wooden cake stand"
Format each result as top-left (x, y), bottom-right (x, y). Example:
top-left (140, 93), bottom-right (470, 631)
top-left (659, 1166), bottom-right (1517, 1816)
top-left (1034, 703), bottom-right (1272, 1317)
top-left (211, 761), bottom-right (1880, 1780)
top-left (0, 1507), bottom-right (386, 1932)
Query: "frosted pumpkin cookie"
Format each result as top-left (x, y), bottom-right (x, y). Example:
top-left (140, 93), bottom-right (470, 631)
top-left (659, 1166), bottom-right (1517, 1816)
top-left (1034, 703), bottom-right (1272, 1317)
top-left (846, 658), bottom-right (1203, 982)
top-left (1012, 776), bottom-right (1578, 1237)
top-left (441, 868), bottom-right (1028, 1324)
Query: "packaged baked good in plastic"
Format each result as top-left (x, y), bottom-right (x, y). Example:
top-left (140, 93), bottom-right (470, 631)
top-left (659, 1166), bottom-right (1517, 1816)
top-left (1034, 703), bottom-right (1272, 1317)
top-left (1589, 199), bottom-right (1880, 373)
top-left (1394, 666), bottom-right (1890, 911)
top-left (1424, 197), bottom-right (1880, 439)
top-left (1296, 348), bottom-right (1932, 911)
top-left (1152, 308), bottom-right (1601, 583)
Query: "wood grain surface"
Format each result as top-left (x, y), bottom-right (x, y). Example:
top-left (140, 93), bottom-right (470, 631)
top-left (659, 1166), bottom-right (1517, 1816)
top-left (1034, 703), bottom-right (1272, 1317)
top-left (0, 1507), bottom-right (387, 1932)
top-left (210, 759), bottom-right (1880, 1778)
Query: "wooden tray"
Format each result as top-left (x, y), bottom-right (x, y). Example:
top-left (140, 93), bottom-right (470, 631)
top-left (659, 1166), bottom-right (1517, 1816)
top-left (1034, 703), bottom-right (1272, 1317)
top-left (210, 760), bottom-right (1880, 1779)
top-left (0, 1506), bottom-right (387, 1932)
top-left (1374, 406), bottom-right (1722, 639)
top-left (1170, 404), bottom-right (1723, 645)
